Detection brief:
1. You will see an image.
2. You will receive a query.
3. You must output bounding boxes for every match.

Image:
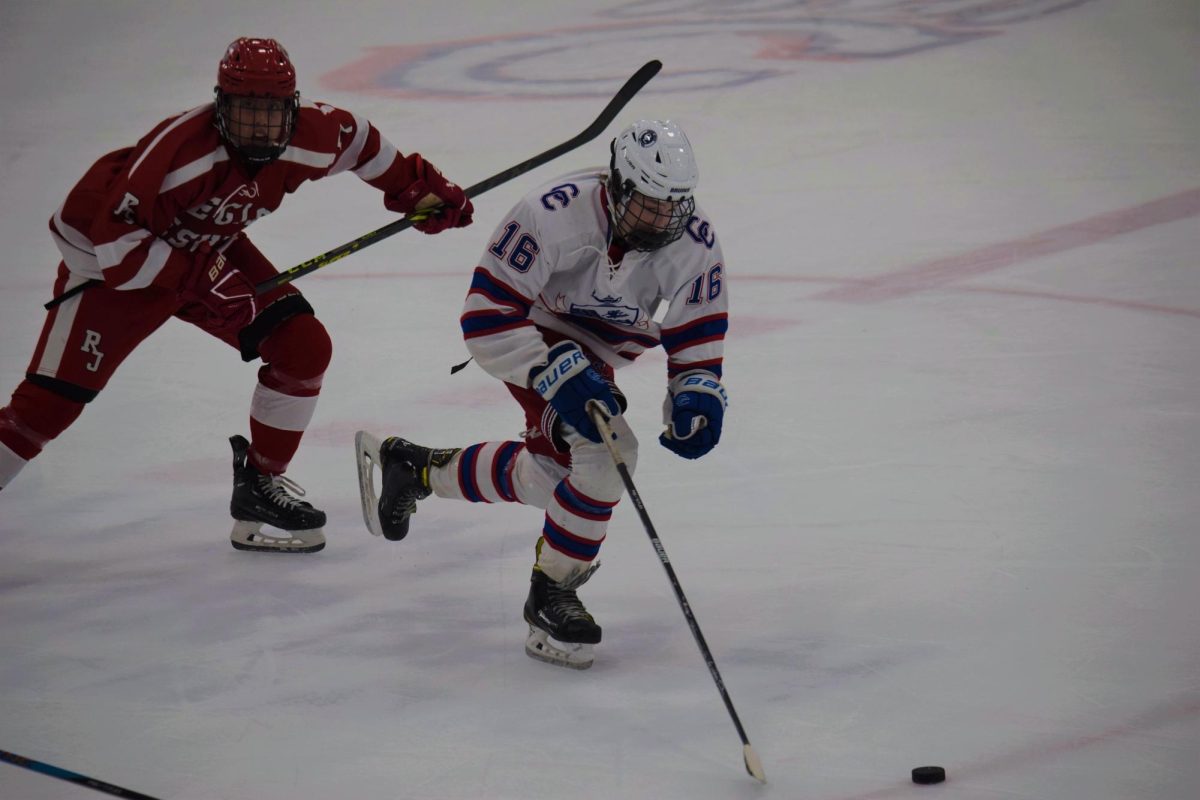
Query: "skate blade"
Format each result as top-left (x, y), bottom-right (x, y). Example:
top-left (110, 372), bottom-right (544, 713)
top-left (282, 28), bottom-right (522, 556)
top-left (525, 626), bottom-right (595, 670)
top-left (354, 431), bottom-right (386, 537)
top-left (230, 520), bottom-right (326, 554)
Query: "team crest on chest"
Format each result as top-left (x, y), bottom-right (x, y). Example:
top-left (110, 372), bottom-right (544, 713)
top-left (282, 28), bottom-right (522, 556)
top-left (567, 290), bottom-right (641, 325)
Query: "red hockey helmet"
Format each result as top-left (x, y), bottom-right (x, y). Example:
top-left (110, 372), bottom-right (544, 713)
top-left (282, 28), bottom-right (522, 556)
top-left (214, 38), bottom-right (300, 163)
top-left (218, 37), bottom-right (296, 97)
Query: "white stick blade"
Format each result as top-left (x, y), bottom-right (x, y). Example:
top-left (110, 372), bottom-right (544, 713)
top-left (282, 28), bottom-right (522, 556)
top-left (743, 745), bottom-right (766, 783)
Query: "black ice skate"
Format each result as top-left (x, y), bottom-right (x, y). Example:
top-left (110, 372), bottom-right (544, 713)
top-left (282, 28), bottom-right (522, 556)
top-left (229, 434), bottom-right (326, 553)
top-left (524, 564), bottom-right (602, 670)
top-left (354, 431), bottom-right (459, 540)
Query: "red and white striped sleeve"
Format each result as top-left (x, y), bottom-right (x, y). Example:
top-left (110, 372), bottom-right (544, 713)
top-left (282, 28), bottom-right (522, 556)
top-left (308, 103), bottom-right (422, 195)
top-left (77, 106), bottom-right (214, 291)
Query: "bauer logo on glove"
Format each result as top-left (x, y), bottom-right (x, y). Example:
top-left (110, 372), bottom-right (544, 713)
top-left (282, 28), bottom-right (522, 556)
top-left (677, 373), bottom-right (728, 405)
top-left (660, 370), bottom-right (727, 460)
top-left (534, 347), bottom-right (588, 397)
top-left (530, 341), bottom-right (619, 443)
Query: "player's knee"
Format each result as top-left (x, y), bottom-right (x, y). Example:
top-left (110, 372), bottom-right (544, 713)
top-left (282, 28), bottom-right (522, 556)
top-left (574, 458), bottom-right (624, 502)
top-left (603, 414), bottom-right (639, 475)
top-left (620, 424), bottom-right (639, 474)
top-left (510, 449), bottom-right (563, 509)
top-left (1, 380), bottom-right (87, 454)
top-left (259, 313), bottom-right (332, 381)
top-left (570, 422), bottom-right (637, 501)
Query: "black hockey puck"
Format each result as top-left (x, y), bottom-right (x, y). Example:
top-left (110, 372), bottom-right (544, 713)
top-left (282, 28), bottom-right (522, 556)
top-left (912, 766), bottom-right (946, 785)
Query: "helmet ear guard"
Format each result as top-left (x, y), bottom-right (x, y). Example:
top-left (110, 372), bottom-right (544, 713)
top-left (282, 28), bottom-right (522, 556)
top-left (607, 120), bottom-right (698, 251)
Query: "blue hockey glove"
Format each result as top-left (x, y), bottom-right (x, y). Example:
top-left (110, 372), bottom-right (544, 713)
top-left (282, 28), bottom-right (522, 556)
top-left (660, 371), bottom-right (728, 459)
top-left (530, 341), bottom-right (620, 443)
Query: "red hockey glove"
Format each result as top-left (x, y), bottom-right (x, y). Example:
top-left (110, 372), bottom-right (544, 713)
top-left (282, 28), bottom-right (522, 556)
top-left (181, 246), bottom-right (258, 334)
top-left (384, 154), bottom-right (474, 234)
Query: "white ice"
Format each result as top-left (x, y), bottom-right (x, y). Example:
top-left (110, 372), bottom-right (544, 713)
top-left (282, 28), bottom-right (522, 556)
top-left (2, 2), bottom-right (1198, 798)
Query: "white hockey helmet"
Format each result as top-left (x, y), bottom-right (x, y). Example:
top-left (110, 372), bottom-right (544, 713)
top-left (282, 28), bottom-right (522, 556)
top-left (608, 119), bottom-right (699, 251)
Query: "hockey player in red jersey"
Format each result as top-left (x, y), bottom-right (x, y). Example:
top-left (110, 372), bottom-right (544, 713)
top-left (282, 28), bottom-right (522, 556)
top-left (0, 38), bottom-right (473, 553)
top-left (355, 120), bottom-right (728, 668)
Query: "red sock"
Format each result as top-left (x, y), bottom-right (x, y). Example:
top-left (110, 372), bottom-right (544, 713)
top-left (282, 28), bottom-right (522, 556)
top-left (246, 314), bottom-right (331, 474)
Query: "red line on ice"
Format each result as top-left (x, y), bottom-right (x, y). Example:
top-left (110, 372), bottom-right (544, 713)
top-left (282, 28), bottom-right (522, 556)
top-left (812, 187), bottom-right (1200, 303)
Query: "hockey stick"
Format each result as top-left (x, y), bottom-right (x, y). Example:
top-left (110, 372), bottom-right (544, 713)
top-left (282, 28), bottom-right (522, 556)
top-left (586, 402), bottom-right (767, 784)
top-left (0, 748), bottom-right (163, 800)
top-left (252, 59), bottom-right (663, 295)
top-left (44, 278), bottom-right (101, 310)
top-left (41, 60), bottom-right (662, 310)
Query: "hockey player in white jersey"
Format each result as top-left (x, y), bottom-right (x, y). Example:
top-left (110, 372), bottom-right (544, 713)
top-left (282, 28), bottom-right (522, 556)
top-left (356, 120), bottom-right (728, 669)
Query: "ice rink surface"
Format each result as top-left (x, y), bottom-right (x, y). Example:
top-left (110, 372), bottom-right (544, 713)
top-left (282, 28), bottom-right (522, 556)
top-left (1, 2), bottom-right (1197, 798)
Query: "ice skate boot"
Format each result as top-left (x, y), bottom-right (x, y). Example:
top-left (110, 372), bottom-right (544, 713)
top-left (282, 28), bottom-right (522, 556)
top-left (228, 435), bottom-right (326, 553)
top-left (524, 564), bottom-right (602, 670)
top-left (354, 431), bottom-right (459, 540)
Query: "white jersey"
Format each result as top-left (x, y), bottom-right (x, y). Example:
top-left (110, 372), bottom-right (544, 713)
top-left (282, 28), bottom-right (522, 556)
top-left (460, 168), bottom-right (728, 387)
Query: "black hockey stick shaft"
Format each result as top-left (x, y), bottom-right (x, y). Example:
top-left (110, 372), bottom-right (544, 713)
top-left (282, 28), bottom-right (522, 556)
top-left (586, 403), bottom-right (766, 783)
top-left (44, 278), bottom-right (102, 310)
top-left (0, 748), bottom-right (163, 800)
top-left (253, 59), bottom-right (663, 295)
top-left (42, 60), bottom-right (662, 310)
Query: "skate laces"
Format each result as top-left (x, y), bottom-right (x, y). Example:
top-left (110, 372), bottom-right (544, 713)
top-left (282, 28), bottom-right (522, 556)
top-left (257, 473), bottom-right (309, 510)
top-left (546, 583), bottom-right (590, 621)
top-left (387, 474), bottom-right (426, 515)
top-left (546, 563), bottom-right (601, 621)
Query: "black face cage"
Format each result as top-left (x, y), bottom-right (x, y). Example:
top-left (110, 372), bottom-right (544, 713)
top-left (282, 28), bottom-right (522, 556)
top-left (609, 170), bottom-right (695, 252)
top-left (214, 90), bottom-right (300, 164)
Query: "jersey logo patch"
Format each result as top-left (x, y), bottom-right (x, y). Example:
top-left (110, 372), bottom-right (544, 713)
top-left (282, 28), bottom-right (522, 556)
top-left (541, 183), bottom-right (579, 210)
top-left (115, 193), bottom-right (140, 225)
top-left (570, 291), bottom-right (641, 325)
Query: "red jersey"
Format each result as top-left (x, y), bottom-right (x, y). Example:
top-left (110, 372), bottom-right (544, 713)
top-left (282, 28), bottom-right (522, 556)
top-left (49, 101), bottom-right (429, 291)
